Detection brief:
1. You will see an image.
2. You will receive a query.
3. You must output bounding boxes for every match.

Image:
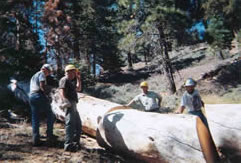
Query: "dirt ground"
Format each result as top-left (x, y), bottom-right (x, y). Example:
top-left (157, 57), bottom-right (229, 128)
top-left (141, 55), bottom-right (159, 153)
top-left (0, 117), bottom-right (135, 163)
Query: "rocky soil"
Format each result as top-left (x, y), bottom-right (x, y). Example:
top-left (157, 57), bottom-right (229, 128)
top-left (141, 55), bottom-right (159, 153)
top-left (0, 117), bottom-right (138, 163)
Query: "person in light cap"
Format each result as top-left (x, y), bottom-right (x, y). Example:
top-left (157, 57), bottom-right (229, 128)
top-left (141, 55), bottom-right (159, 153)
top-left (175, 78), bottom-right (208, 127)
top-left (126, 81), bottom-right (162, 112)
top-left (41, 64), bottom-right (53, 72)
top-left (29, 63), bottom-right (56, 146)
top-left (59, 64), bottom-right (82, 152)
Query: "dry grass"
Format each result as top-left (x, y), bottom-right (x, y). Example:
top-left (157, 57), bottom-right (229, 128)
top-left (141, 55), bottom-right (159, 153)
top-left (202, 93), bottom-right (241, 104)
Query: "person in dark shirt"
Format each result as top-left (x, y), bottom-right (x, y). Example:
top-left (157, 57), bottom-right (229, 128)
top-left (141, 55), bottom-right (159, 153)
top-left (59, 64), bottom-right (82, 152)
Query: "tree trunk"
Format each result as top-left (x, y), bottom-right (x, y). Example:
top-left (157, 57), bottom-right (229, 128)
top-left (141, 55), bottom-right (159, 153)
top-left (157, 26), bottom-right (176, 94)
top-left (127, 51), bottom-right (133, 70)
top-left (161, 43), bottom-right (176, 94)
top-left (55, 50), bottom-right (62, 79)
top-left (85, 50), bottom-right (91, 72)
top-left (92, 53), bottom-right (96, 78)
top-left (51, 93), bottom-right (224, 163)
top-left (73, 37), bottom-right (80, 60)
top-left (217, 50), bottom-right (224, 60)
top-left (97, 109), bottom-right (220, 163)
top-left (16, 17), bottom-right (20, 50)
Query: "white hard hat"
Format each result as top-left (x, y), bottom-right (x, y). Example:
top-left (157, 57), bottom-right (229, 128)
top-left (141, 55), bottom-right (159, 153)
top-left (41, 64), bottom-right (52, 71)
top-left (185, 78), bottom-right (196, 86)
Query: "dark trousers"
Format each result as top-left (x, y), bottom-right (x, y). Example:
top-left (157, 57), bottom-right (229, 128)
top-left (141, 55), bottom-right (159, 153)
top-left (29, 92), bottom-right (54, 142)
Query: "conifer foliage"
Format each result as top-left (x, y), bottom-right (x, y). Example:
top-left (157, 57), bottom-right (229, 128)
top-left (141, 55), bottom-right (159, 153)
top-left (0, 0), bottom-right (240, 92)
top-left (0, 0), bottom-right (42, 83)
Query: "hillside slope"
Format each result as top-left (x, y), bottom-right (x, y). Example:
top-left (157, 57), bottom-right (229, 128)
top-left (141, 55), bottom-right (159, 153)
top-left (86, 43), bottom-right (241, 111)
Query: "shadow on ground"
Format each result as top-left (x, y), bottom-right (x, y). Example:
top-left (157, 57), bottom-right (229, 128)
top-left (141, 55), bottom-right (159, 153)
top-left (172, 55), bottom-right (206, 71)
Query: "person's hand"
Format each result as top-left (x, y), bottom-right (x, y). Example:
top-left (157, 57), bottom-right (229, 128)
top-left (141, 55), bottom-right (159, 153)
top-left (76, 70), bottom-right (81, 79)
top-left (175, 110), bottom-right (181, 114)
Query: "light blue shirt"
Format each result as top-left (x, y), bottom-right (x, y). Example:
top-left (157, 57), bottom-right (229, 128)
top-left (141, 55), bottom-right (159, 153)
top-left (30, 71), bottom-right (46, 95)
top-left (181, 90), bottom-right (202, 112)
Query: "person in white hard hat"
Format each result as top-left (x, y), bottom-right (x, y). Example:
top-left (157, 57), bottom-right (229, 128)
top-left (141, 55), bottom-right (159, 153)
top-left (175, 78), bottom-right (208, 127)
top-left (126, 81), bottom-right (162, 112)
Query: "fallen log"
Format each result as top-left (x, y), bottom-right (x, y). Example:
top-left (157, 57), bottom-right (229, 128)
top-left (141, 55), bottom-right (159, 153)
top-left (97, 109), bottom-right (219, 163)
top-left (205, 104), bottom-right (241, 160)
top-left (52, 92), bottom-right (220, 163)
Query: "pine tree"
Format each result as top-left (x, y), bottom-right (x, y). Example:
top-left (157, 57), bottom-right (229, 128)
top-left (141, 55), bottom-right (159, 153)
top-left (117, 0), bottom-right (191, 94)
top-left (0, 0), bottom-right (42, 83)
top-left (43, 0), bottom-right (123, 77)
top-left (205, 17), bottom-right (233, 59)
top-left (202, 0), bottom-right (241, 52)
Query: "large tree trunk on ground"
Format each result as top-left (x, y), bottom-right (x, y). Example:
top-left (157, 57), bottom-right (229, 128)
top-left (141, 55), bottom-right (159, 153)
top-left (205, 104), bottom-right (241, 161)
top-left (51, 92), bottom-right (220, 163)
top-left (97, 109), bottom-right (219, 163)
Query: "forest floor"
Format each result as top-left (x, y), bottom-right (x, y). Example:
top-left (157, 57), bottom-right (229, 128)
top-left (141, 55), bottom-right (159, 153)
top-left (1, 43), bottom-right (241, 162)
top-left (0, 116), bottom-right (138, 163)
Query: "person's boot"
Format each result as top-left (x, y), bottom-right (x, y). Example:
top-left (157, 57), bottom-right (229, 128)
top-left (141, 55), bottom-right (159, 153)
top-left (33, 138), bottom-right (43, 147)
top-left (73, 141), bottom-right (81, 150)
top-left (47, 134), bottom-right (58, 146)
top-left (64, 144), bottom-right (77, 152)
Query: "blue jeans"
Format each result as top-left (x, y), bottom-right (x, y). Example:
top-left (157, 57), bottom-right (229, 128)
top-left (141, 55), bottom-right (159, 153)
top-left (188, 110), bottom-right (209, 128)
top-left (64, 101), bottom-right (82, 150)
top-left (29, 92), bottom-right (54, 142)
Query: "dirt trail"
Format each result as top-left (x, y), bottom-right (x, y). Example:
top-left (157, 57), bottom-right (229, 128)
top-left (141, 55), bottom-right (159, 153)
top-left (0, 118), bottom-right (127, 163)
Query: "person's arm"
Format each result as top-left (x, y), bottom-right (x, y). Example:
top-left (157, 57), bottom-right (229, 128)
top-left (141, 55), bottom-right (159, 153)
top-left (39, 81), bottom-right (46, 93)
top-left (175, 106), bottom-right (185, 114)
top-left (59, 78), bottom-right (67, 101)
top-left (59, 88), bottom-right (66, 100)
top-left (201, 100), bottom-right (204, 107)
top-left (175, 94), bottom-right (185, 114)
top-left (156, 93), bottom-right (162, 107)
top-left (76, 70), bottom-right (82, 92)
top-left (39, 79), bottom-right (49, 95)
top-left (126, 98), bottom-right (135, 106)
top-left (157, 99), bottom-right (161, 107)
